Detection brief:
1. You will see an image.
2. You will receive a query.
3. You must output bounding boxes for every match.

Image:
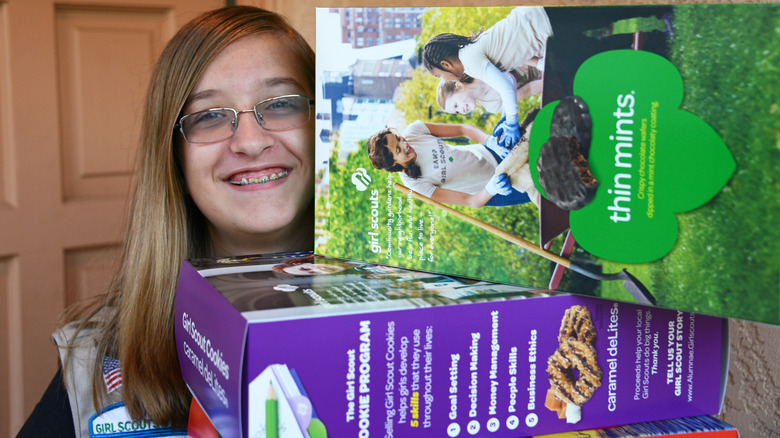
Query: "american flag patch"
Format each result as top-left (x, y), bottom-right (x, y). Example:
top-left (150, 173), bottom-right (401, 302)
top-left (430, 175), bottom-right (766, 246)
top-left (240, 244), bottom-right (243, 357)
top-left (102, 357), bottom-right (123, 394)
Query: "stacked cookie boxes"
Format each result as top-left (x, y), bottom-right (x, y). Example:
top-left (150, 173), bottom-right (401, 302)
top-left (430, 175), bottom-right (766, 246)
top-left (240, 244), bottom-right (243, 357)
top-left (533, 415), bottom-right (737, 437)
top-left (174, 254), bottom-right (727, 438)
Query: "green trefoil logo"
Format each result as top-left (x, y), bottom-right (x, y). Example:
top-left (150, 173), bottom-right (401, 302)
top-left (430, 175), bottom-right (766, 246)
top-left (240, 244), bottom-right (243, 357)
top-left (530, 50), bottom-right (736, 263)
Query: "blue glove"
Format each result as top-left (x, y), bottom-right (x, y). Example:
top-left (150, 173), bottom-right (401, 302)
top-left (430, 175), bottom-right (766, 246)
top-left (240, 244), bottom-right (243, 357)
top-left (485, 173), bottom-right (513, 196)
top-left (484, 135), bottom-right (510, 160)
top-left (493, 115), bottom-right (522, 149)
top-left (491, 114), bottom-right (506, 132)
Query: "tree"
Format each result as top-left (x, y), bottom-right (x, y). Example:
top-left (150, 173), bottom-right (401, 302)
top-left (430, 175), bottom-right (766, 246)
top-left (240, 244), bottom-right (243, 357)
top-left (396, 7), bottom-right (540, 133)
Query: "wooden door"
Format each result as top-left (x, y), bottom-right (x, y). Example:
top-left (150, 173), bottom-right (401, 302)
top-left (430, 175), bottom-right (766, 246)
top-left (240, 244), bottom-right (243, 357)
top-left (0, 0), bottom-right (222, 435)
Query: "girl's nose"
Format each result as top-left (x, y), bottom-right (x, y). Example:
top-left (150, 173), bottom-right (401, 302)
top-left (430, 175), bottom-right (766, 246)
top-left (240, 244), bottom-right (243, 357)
top-left (229, 111), bottom-right (274, 157)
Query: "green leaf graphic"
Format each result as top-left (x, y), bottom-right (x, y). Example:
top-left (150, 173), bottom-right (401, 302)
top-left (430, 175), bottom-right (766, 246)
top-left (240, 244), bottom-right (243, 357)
top-left (530, 50), bottom-right (736, 263)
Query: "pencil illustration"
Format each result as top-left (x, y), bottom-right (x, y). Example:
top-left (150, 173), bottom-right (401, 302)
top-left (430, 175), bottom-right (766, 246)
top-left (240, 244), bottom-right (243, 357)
top-left (266, 384), bottom-right (278, 438)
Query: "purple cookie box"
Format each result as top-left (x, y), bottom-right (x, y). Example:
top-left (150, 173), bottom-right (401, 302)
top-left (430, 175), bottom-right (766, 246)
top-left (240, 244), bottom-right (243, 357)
top-left (175, 260), bottom-right (727, 438)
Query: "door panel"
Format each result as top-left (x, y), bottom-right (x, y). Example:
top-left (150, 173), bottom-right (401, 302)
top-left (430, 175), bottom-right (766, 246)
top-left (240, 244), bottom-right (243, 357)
top-left (57, 5), bottom-right (169, 201)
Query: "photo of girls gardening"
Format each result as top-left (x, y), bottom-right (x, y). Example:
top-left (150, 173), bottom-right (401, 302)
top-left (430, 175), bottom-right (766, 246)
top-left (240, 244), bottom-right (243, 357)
top-left (314, 4), bottom-right (779, 324)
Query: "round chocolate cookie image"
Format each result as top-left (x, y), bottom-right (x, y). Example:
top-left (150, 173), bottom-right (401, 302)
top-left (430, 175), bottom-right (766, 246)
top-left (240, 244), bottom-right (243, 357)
top-left (549, 95), bottom-right (592, 155)
top-left (537, 135), bottom-right (599, 210)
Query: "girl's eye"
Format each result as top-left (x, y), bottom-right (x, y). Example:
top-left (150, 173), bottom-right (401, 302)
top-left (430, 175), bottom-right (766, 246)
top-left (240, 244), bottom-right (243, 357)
top-left (270, 99), bottom-right (293, 108)
top-left (262, 97), bottom-right (300, 115)
top-left (189, 110), bottom-right (230, 128)
top-left (203, 110), bottom-right (225, 119)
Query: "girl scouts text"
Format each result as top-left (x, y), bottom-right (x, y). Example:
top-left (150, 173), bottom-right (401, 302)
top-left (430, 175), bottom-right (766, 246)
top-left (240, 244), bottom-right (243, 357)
top-left (181, 312), bottom-right (230, 408)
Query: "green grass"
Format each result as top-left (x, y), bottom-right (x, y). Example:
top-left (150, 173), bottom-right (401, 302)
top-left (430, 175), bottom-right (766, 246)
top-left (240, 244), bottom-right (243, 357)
top-left (598, 4), bottom-right (780, 324)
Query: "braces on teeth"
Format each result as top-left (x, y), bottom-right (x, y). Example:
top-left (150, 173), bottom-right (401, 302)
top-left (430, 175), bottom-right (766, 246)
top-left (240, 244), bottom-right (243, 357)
top-left (232, 170), bottom-right (288, 185)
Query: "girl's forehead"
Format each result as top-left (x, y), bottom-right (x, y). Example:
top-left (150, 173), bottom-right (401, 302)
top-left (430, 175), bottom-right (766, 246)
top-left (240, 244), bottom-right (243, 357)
top-left (189, 34), bottom-right (310, 104)
top-left (381, 130), bottom-right (399, 145)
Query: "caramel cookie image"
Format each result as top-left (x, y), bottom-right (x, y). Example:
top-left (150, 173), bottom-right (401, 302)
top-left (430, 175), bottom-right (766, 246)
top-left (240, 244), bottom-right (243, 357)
top-left (559, 304), bottom-right (598, 348)
top-left (546, 305), bottom-right (602, 422)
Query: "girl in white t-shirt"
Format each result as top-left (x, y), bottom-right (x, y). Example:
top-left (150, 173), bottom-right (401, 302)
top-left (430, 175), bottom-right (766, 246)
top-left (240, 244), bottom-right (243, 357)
top-left (436, 64), bottom-right (542, 115)
top-left (366, 121), bottom-right (533, 208)
top-left (422, 7), bottom-right (552, 148)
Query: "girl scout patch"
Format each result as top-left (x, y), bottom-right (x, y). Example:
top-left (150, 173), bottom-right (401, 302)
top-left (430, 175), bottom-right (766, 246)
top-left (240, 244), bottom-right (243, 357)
top-left (89, 403), bottom-right (188, 437)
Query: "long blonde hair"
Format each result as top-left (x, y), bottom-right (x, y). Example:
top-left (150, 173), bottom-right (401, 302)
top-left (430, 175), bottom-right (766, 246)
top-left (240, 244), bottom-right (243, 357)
top-left (68, 6), bottom-right (314, 427)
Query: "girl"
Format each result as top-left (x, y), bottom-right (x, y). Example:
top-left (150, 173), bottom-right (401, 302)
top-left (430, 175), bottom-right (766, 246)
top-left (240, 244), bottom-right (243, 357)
top-left (436, 64), bottom-right (542, 115)
top-left (422, 7), bottom-right (552, 149)
top-left (19, 6), bottom-right (315, 436)
top-left (366, 121), bottom-right (538, 208)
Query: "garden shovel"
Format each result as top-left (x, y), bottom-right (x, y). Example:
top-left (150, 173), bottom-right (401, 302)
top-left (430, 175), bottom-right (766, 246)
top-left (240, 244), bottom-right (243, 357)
top-left (393, 183), bottom-right (656, 306)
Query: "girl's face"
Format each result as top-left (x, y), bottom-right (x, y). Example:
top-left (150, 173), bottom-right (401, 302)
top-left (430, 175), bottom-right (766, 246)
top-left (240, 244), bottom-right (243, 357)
top-left (443, 84), bottom-right (477, 114)
top-left (387, 134), bottom-right (416, 167)
top-left (181, 34), bottom-right (314, 255)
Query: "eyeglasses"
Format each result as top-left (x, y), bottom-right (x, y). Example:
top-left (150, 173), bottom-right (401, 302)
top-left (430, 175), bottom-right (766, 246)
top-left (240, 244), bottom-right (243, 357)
top-left (176, 94), bottom-right (314, 144)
